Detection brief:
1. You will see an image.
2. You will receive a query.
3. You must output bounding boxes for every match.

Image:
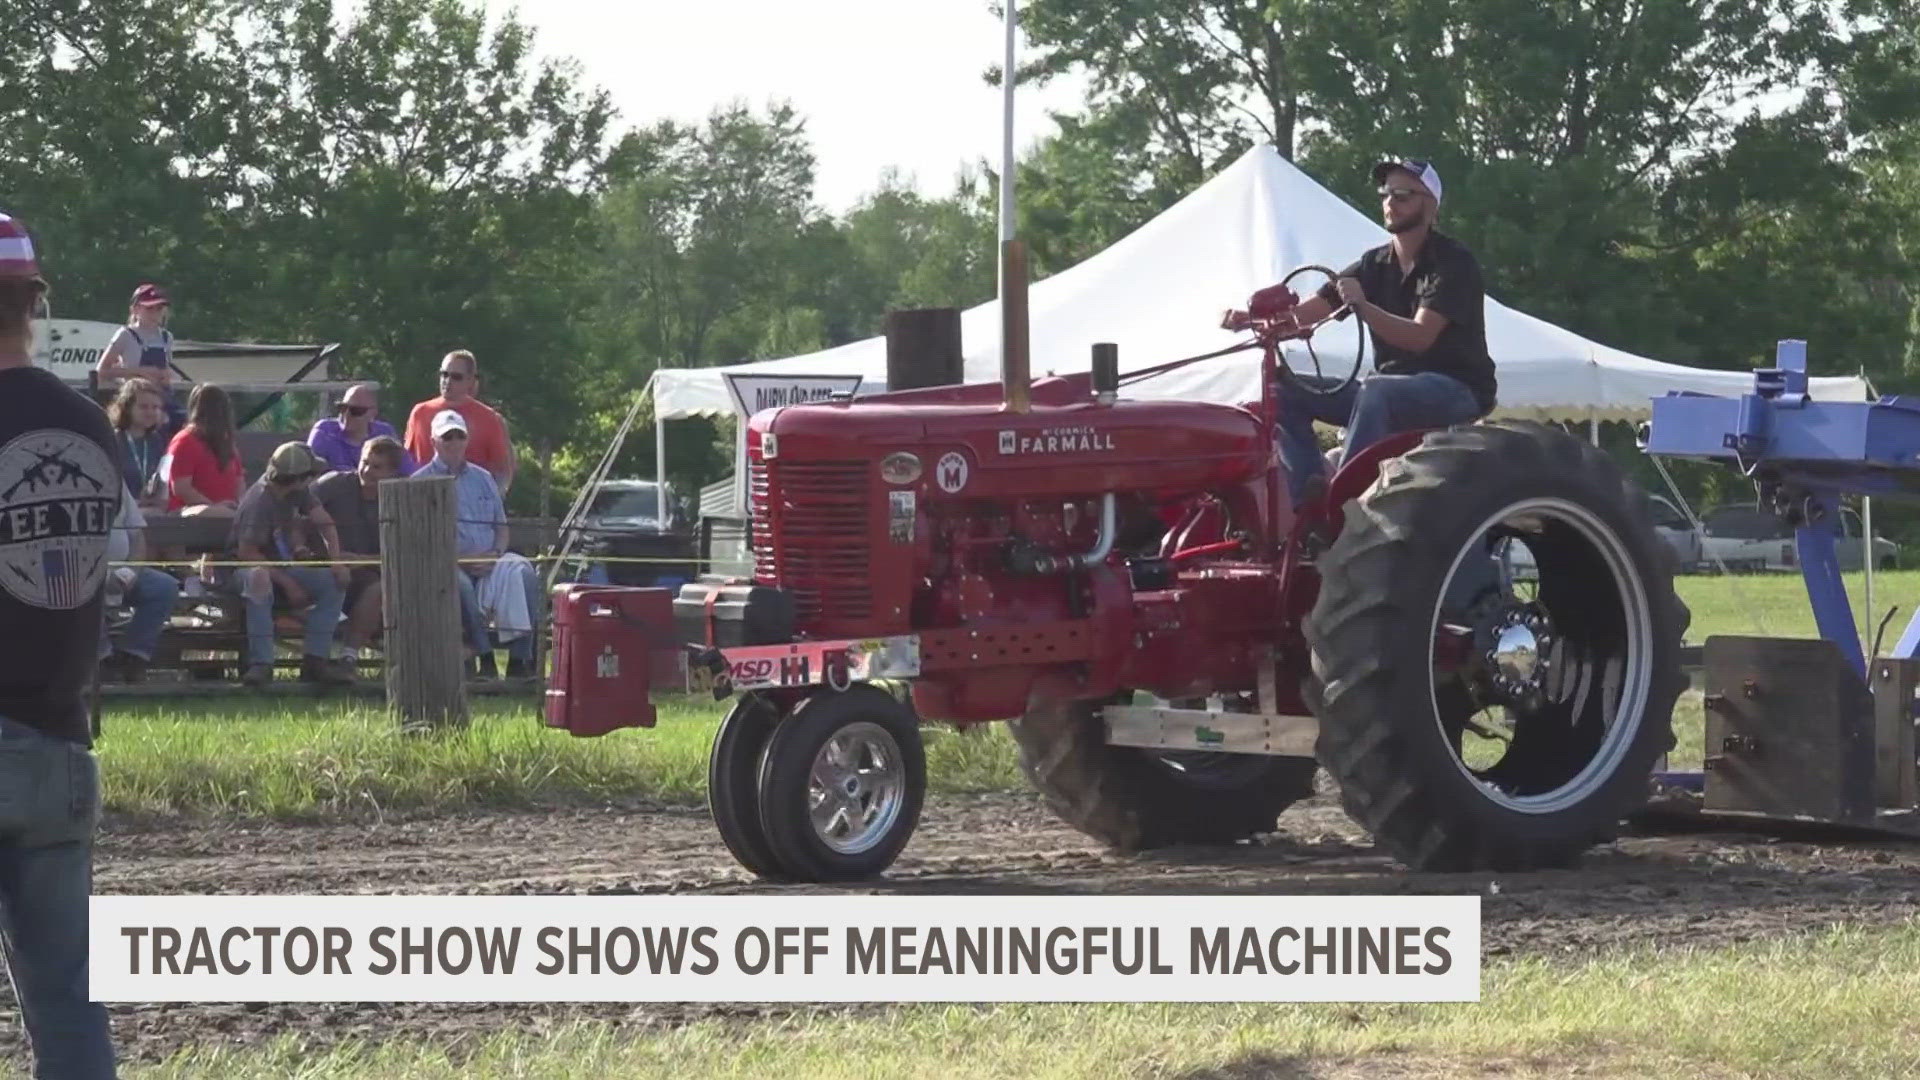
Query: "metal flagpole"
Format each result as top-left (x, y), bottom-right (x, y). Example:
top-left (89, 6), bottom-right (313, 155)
top-left (999, 0), bottom-right (1017, 259)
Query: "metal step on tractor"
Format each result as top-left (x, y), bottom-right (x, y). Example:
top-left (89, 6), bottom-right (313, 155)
top-left (542, 259), bottom-right (1735, 884)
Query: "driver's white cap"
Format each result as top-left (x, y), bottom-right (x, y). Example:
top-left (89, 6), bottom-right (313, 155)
top-left (1372, 158), bottom-right (1443, 204)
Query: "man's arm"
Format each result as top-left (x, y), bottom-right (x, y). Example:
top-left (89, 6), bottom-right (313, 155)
top-left (1345, 248), bottom-right (1483, 356)
top-left (490, 409), bottom-right (515, 497)
top-left (307, 499), bottom-right (352, 585)
top-left (1344, 290), bottom-right (1450, 354)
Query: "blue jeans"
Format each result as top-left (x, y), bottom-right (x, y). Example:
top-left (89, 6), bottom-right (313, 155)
top-left (1278, 371), bottom-right (1485, 506)
top-left (114, 570), bottom-right (178, 661)
top-left (235, 566), bottom-right (343, 665)
top-left (0, 716), bottom-right (115, 1078)
top-left (456, 565), bottom-right (541, 664)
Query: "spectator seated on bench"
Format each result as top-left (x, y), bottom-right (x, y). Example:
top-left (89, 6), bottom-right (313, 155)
top-left (100, 484), bottom-right (180, 684)
top-left (415, 409), bottom-right (541, 678)
top-left (221, 442), bottom-right (354, 687)
top-left (311, 436), bottom-right (405, 658)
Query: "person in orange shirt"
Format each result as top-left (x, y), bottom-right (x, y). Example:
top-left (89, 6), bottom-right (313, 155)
top-left (404, 349), bottom-right (515, 496)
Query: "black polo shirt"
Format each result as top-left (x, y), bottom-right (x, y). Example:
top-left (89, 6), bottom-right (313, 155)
top-left (1316, 230), bottom-right (1497, 414)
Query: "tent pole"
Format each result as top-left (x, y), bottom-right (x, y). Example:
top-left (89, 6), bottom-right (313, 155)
top-left (1589, 409), bottom-right (1599, 446)
top-left (656, 395), bottom-right (667, 524)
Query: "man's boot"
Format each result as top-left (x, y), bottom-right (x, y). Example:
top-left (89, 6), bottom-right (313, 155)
top-left (301, 654), bottom-right (353, 686)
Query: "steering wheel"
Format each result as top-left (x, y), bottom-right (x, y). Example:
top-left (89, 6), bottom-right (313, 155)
top-left (1270, 264), bottom-right (1368, 398)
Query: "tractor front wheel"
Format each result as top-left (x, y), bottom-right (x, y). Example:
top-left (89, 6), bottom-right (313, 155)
top-left (707, 694), bottom-right (789, 881)
top-left (1008, 697), bottom-right (1318, 851)
top-left (1305, 420), bottom-right (1688, 872)
top-left (754, 685), bottom-right (926, 882)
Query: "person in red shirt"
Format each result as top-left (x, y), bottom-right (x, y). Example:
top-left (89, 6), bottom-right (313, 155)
top-left (165, 383), bottom-right (245, 513)
top-left (404, 349), bottom-right (515, 496)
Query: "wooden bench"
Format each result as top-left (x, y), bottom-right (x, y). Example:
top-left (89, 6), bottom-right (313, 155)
top-left (107, 513), bottom-right (562, 685)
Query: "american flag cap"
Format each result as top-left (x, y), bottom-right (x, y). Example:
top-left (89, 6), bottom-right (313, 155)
top-left (0, 211), bottom-right (45, 285)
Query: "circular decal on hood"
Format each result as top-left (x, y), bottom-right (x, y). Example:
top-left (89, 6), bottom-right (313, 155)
top-left (880, 452), bottom-right (922, 485)
top-left (935, 451), bottom-right (969, 493)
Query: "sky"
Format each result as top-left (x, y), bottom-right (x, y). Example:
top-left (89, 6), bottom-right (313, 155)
top-left (478, 0), bottom-right (1092, 214)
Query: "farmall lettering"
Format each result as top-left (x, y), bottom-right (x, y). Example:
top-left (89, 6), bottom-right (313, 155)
top-left (998, 425), bottom-right (1116, 455)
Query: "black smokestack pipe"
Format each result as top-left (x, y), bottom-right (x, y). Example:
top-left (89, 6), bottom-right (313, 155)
top-left (1091, 343), bottom-right (1118, 403)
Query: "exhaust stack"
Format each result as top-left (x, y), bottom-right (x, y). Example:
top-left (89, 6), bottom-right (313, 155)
top-left (1001, 238), bottom-right (1031, 413)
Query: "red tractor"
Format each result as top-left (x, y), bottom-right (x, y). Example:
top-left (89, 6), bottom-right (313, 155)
top-left (547, 265), bottom-right (1689, 883)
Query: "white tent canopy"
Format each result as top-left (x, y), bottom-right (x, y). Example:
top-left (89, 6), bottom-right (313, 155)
top-left (651, 144), bottom-right (1869, 421)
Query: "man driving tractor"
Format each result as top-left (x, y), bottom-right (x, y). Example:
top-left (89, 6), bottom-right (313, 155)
top-left (1268, 157), bottom-right (1498, 505)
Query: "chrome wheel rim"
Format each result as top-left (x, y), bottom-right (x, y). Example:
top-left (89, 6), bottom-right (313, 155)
top-left (1429, 497), bottom-right (1654, 814)
top-left (807, 720), bottom-right (907, 855)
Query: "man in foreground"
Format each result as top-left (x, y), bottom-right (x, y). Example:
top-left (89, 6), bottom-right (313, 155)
top-left (1268, 158), bottom-right (1497, 505)
top-left (416, 409), bottom-right (541, 677)
top-left (0, 210), bottom-right (119, 1076)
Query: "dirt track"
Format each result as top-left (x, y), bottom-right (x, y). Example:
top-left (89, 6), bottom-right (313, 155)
top-left (31, 789), bottom-right (1920, 1067)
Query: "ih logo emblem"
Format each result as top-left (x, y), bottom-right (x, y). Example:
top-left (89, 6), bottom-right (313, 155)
top-left (596, 646), bottom-right (619, 678)
top-left (998, 430), bottom-right (1015, 454)
top-left (936, 451), bottom-right (969, 493)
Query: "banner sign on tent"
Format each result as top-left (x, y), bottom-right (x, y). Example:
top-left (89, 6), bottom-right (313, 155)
top-left (721, 374), bottom-right (866, 518)
top-left (722, 374), bottom-right (865, 419)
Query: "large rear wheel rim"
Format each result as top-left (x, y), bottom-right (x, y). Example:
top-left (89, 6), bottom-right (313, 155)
top-left (1429, 496), bottom-right (1654, 814)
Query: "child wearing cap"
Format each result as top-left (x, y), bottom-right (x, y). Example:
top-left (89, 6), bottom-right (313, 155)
top-left (96, 283), bottom-right (184, 433)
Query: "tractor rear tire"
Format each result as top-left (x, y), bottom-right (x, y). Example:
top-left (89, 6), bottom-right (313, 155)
top-left (1008, 698), bottom-right (1319, 851)
top-left (1305, 420), bottom-right (1689, 872)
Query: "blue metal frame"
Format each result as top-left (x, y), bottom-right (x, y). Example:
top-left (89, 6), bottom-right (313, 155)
top-left (1643, 340), bottom-right (1920, 672)
top-left (1640, 340), bottom-right (1916, 793)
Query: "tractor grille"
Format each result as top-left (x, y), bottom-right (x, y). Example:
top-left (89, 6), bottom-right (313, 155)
top-left (750, 458), bottom-right (872, 627)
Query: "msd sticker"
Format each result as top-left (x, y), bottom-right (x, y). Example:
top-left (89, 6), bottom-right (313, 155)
top-left (935, 452), bottom-right (969, 493)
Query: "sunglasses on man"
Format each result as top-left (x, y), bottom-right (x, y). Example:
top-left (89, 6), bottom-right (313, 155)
top-left (437, 430), bottom-right (468, 442)
top-left (338, 404), bottom-right (371, 417)
top-left (1379, 185), bottom-right (1426, 202)
top-left (439, 369), bottom-right (469, 382)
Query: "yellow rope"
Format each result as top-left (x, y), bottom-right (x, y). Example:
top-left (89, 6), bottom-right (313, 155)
top-left (109, 554), bottom-right (710, 569)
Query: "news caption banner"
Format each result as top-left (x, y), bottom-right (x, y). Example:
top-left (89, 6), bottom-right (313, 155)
top-left (94, 896), bottom-right (1479, 1003)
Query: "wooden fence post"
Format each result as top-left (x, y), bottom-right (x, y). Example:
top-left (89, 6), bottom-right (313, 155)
top-left (380, 475), bottom-right (468, 730)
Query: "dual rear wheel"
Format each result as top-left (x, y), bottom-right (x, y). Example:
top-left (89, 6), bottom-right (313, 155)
top-left (708, 684), bottom-right (926, 882)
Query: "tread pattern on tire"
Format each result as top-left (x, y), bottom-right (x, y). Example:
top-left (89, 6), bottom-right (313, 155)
top-left (1305, 421), bottom-right (1691, 872)
top-left (1009, 697), bottom-right (1318, 851)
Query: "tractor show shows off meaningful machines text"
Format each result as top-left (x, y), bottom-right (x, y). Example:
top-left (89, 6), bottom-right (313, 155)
top-left (545, 263), bottom-right (1920, 883)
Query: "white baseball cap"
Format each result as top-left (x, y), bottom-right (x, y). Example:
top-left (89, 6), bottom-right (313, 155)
top-left (1372, 158), bottom-right (1443, 204)
top-left (431, 408), bottom-right (468, 439)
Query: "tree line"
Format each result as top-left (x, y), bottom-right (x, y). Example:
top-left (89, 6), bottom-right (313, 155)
top-left (6, 0), bottom-right (1918, 521)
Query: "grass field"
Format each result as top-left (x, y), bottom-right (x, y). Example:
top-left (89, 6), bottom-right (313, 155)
top-left (130, 919), bottom-right (1920, 1079)
top-left (92, 569), bottom-right (1907, 820)
top-left (98, 697), bottom-right (1020, 820)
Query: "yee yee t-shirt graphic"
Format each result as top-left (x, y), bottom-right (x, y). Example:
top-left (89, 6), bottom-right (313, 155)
top-left (0, 428), bottom-right (116, 610)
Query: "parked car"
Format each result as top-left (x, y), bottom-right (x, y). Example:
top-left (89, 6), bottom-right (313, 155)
top-left (573, 479), bottom-right (699, 588)
top-left (1499, 493), bottom-right (1702, 579)
top-left (1698, 502), bottom-right (1898, 571)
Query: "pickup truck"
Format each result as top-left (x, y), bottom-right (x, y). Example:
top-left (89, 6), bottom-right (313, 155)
top-left (1698, 502), bottom-right (1898, 572)
top-left (574, 479), bottom-right (699, 588)
top-left (1501, 493), bottom-right (1703, 578)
